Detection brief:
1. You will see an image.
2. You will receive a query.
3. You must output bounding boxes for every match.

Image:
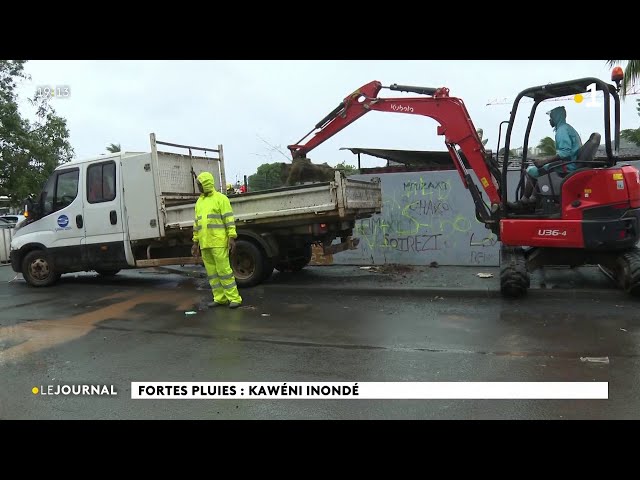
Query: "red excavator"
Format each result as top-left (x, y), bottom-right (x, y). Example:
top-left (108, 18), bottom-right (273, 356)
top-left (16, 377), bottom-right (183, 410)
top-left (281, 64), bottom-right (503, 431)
top-left (287, 68), bottom-right (640, 297)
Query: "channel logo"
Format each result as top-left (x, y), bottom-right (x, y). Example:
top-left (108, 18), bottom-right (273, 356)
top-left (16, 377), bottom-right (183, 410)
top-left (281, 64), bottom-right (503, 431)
top-left (32, 385), bottom-right (118, 396)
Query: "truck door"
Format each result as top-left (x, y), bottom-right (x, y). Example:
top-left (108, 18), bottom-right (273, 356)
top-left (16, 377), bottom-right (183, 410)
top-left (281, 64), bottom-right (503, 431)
top-left (38, 166), bottom-right (85, 271)
top-left (82, 159), bottom-right (127, 270)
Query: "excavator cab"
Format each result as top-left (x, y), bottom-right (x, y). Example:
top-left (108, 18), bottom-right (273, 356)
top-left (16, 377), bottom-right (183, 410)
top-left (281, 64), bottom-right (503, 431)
top-left (501, 76), bottom-right (622, 215)
top-left (497, 70), bottom-right (640, 298)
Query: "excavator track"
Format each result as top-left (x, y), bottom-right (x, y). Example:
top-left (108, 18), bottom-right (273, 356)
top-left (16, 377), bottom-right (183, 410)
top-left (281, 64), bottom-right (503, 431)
top-left (617, 248), bottom-right (640, 296)
top-left (500, 246), bottom-right (530, 298)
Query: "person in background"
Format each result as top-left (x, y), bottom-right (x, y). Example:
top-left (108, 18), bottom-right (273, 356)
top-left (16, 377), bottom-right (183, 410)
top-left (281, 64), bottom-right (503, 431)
top-left (192, 172), bottom-right (242, 308)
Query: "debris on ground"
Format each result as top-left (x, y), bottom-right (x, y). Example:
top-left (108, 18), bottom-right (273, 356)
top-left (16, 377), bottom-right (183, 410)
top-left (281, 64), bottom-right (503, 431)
top-left (184, 311), bottom-right (197, 315)
top-left (359, 264), bottom-right (415, 275)
top-left (580, 356), bottom-right (610, 364)
top-left (476, 273), bottom-right (493, 278)
top-left (378, 264), bottom-right (414, 275)
top-left (619, 328), bottom-right (628, 332)
top-left (261, 313), bottom-right (271, 317)
top-left (429, 261), bottom-right (439, 268)
top-left (240, 305), bottom-right (257, 310)
top-left (359, 266), bottom-right (381, 273)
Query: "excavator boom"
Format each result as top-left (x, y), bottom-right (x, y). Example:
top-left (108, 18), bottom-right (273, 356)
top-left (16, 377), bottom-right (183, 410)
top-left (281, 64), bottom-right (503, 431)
top-left (287, 81), bottom-right (502, 225)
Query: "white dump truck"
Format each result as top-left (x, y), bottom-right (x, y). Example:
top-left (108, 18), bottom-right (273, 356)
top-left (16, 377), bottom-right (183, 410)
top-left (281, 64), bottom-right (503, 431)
top-left (9, 134), bottom-right (382, 287)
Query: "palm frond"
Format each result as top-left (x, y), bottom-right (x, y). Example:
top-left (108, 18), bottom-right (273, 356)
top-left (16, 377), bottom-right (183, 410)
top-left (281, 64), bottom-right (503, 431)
top-left (606, 60), bottom-right (640, 99)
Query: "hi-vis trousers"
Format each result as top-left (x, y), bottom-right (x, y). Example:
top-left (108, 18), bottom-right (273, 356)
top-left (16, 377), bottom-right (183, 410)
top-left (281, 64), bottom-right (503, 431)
top-left (201, 247), bottom-right (242, 304)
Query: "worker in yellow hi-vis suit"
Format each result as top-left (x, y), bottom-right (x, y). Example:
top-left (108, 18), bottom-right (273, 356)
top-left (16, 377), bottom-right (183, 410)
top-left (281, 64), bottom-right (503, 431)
top-left (191, 171), bottom-right (242, 308)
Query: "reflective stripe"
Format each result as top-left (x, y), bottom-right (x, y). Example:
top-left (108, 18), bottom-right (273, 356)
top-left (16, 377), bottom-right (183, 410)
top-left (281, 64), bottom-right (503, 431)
top-left (219, 272), bottom-right (235, 281)
top-left (224, 221), bottom-right (235, 227)
top-left (207, 214), bottom-right (222, 220)
top-left (197, 215), bottom-right (202, 220)
top-left (222, 281), bottom-right (237, 289)
top-left (207, 274), bottom-right (218, 280)
top-left (209, 281), bottom-right (221, 288)
top-left (222, 212), bottom-right (233, 218)
top-left (194, 226), bottom-right (202, 231)
top-left (207, 224), bottom-right (225, 229)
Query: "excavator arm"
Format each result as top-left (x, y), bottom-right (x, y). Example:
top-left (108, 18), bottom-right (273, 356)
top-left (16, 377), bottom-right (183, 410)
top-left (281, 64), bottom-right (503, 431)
top-left (287, 81), bottom-right (502, 225)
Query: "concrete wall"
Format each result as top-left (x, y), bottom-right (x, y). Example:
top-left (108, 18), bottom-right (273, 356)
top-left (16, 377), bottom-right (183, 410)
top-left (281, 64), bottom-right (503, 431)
top-left (329, 170), bottom-right (506, 267)
top-left (312, 160), bottom-right (640, 267)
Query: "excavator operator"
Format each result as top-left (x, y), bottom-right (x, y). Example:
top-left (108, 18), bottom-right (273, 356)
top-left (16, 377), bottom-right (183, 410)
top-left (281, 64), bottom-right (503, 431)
top-left (519, 106), bottom-right (582, 204)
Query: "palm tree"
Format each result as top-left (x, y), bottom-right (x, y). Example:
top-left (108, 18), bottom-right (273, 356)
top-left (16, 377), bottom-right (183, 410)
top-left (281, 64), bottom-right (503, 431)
top-left (537, 136), bottom-right (556, 156)
top-left (106, 143), bottom-right (121, 153)
top-left (607, 60), bottom-right (640, 99)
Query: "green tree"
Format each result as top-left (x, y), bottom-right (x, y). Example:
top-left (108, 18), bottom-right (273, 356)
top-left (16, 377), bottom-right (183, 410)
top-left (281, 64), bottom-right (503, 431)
top-left (607, 60), bottom-right (640, 99)
top-left (620, 99), bottom-right (640, 147)
top-left (248, 162), bottom-right (285, 191)
top-left (106, 143), bottom-right (121, 153)
top-left (335, 161), bottom-right (357, 176)
top-left (537, 136), bottom-right (556, 156)
top-left (498, 147), bottom-right (517, 156)
top-left (0, 60), bottom-right (73, 207)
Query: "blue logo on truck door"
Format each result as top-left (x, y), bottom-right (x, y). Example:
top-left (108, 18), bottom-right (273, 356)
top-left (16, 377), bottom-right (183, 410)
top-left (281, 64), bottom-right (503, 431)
top-left (56, 214), bottom-right (71, 231)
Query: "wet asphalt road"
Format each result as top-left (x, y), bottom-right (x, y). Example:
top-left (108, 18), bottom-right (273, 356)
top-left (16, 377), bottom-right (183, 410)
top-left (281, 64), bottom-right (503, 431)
top-left (1, 266), bottom-right (639, 420)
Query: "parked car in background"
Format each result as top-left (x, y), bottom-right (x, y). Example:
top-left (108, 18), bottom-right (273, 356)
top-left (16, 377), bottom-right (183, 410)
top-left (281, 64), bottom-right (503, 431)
top-left (0, 214), bottom-right (26, 227)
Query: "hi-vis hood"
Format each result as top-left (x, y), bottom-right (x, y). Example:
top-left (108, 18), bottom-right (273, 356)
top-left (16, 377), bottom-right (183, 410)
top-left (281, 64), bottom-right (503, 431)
top-left (197, 171), bottom-right (216, 195)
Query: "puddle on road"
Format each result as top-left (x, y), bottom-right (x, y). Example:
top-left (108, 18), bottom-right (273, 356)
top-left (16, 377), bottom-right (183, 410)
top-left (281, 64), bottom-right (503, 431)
top-left (0, 290), bottom-right (199, 365)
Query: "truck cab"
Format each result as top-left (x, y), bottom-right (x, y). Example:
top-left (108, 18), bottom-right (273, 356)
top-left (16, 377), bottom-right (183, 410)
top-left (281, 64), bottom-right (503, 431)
top-left (10, 153), bottom-right (132, 286)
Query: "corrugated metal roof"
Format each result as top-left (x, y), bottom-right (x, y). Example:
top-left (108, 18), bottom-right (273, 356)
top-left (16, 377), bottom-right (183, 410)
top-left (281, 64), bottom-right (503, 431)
top-left (343, 142), bottom-right (640, 171)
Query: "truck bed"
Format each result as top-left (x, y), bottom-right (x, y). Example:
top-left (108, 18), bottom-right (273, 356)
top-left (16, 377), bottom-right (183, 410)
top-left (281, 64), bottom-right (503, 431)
top-left (162, 172), bottom-right (382, 231)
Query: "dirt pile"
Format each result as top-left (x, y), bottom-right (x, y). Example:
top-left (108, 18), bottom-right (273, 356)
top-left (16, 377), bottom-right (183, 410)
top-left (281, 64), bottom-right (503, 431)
top-left (281, 157), bottom-right (335, 186)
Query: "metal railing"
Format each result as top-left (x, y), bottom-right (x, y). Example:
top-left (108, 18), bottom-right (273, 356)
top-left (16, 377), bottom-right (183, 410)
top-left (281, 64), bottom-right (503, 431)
top-left (0, 225), bottom-right (14, 264)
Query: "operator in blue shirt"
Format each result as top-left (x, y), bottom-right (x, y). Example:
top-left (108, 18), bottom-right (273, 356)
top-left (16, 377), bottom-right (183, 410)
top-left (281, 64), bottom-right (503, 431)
top-left (521, 105), bottom-right (582, 202)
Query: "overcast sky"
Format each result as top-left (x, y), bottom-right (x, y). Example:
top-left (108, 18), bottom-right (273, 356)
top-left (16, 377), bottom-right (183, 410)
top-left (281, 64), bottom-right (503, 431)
top-left (16, 60), bottom-right (640, 185)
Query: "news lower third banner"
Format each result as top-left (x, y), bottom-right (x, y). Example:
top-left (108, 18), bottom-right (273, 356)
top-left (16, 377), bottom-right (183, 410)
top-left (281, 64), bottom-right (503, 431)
top-left (131, 382), bottom-right (608, 399)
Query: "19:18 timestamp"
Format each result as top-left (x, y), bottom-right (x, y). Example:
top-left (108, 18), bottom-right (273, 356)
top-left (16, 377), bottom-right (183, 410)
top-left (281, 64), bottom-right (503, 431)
top-left (36, 85), bottom-right (71, 98)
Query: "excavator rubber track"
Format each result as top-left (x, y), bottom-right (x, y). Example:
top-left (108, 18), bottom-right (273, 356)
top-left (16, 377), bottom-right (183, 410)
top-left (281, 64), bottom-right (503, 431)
top-left (618, 247), bottom-right (640, 296)
top-left (500, 246), bottom-right (530, 298)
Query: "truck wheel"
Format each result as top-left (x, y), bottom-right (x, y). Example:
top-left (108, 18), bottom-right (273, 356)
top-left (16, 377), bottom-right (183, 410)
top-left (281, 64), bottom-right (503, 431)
top-left (499, 246), bottom-right (530, 298)
top-left (231, 239), bottom-right (265, 288)
top-left (96, 269), bottom-right (120, 277)
top-left (275, 245), bottom-right (312, 272)
top-left (22, 250), bottom-right (61, 287)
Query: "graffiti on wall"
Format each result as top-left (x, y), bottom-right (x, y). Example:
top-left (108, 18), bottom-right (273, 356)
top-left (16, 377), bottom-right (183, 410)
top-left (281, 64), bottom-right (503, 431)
top-left (308, 171), bottom-right (502, 267)
top-left (354, 176), bottom-right (481, 253)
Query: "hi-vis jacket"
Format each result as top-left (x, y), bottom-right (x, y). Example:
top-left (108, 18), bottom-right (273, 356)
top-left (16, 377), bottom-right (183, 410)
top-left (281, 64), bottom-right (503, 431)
top-left (192, 172), bottom-right (238, 248)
